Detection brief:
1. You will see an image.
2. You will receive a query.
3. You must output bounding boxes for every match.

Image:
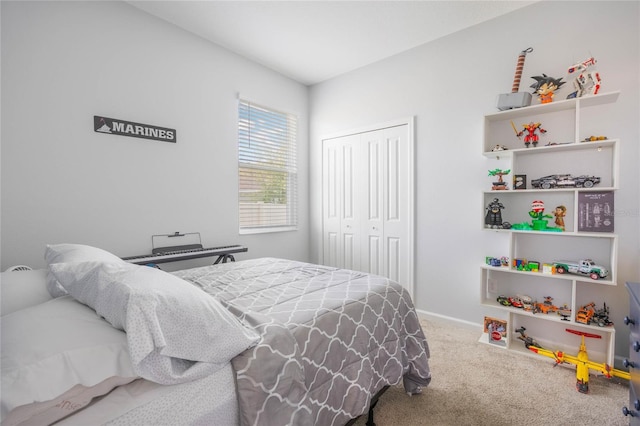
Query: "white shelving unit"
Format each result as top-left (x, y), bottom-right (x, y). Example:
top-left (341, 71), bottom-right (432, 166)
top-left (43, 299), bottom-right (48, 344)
top-left (480, 91), bottom-right (620, 366)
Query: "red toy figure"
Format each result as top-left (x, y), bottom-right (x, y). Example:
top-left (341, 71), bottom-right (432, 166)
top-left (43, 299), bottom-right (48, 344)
top-left (514, 121), bottom-right (547, 148)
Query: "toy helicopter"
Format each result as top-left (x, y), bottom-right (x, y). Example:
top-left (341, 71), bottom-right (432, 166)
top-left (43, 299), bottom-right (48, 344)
top-left (516, 327), bottom-right (629, 394)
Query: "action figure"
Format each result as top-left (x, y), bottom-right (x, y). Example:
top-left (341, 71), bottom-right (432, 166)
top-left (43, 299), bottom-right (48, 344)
top-left (530, 74), bottom-right (565, 104)
top-left (554, 205), bottom-right (567, 230)
top-left (513, 121), bottom-right (547, 148)
top-left (566, 57), bottom-right (601, 99)
top-left (485, 198), bottom-right (505, 228)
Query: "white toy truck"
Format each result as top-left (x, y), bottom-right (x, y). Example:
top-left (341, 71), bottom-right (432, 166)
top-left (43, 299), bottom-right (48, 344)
top-left (552, 259), bottom-right (608, 280)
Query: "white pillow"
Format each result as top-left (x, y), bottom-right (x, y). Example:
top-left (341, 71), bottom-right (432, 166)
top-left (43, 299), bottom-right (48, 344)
top-left (50, 261), bottom-right (260, 385)
top-left (0, 269), bottom-right (52, 316)
top-left (44, 243), bottom-right (125, 297)
top-left (0, 296), bottom-right (138, 422)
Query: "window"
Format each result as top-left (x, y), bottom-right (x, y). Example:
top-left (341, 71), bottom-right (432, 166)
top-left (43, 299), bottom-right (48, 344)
top-left (238, 99), bottom-right (297, 233)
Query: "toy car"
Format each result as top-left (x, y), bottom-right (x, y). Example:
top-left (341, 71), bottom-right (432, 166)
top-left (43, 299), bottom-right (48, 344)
top-left (553, 259), bottom-right (608, 280)
top-left (497, 295), bottom-right (511, 306)
top-left (508, 296), bottom-right (524, 308)
top-left (531, 174), bottom-right (600, 189)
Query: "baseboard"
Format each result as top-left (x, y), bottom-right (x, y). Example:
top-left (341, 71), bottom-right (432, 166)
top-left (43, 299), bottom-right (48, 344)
top-left (415, 309), bottom-right (483, 332)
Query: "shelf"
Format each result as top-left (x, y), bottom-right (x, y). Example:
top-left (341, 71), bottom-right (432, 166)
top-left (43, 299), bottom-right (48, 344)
top-left (480, 90), bottom-right (619, 366)
top-left (483, 138), bottom-right (618, 158)
top-left (481, 264), bottom-right (617, 286)
top-left (482, 228), bottom-right (616, 238)
top-left (484, 91), bottom-right (620, 122)
top-left (484, 187), bottom-right (617, 194)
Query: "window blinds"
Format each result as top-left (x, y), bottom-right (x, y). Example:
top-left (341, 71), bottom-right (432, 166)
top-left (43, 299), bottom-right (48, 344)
top-left (238, 99), bottom-right (298, 232)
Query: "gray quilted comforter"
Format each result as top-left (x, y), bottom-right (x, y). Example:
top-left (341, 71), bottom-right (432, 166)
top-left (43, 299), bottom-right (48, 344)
top-left (173, 258), bottom-right (431, 426)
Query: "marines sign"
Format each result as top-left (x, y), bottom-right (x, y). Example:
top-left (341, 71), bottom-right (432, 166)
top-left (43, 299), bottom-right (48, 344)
top-left (94, 116), bottom-right (176, 143)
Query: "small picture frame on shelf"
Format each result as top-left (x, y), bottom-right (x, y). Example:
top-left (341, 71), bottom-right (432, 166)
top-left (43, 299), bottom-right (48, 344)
top-left (578, 191), bottom-right (614, 232)
top-left (514, 174), bottom-right (527, 190)
top-left (483, 316), bottom-right (507, 347)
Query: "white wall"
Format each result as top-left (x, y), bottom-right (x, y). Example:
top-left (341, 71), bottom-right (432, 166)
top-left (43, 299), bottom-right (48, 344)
top-left (1, 1), bottom-right (310, 269)
top-left (309, 1), bottom-right (640, 359)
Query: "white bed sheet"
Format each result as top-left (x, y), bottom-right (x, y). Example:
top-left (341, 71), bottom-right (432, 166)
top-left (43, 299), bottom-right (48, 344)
top-left (57, 363), bottom-right (238, 426)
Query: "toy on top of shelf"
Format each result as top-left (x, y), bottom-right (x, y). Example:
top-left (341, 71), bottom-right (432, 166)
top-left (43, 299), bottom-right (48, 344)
top-left (566, 57), bottom-right (601, 99)
top-left (484, 198), bottom-right (507, 229)
top-left (557, 304), bottom-right (572, 321)
top-left (575, 302), bottom-right (596, 324)
top-left (488, 168), bottom-right (510, 190)
top-left (582, 135), bottom-right (608, 142)
top-left (553, 259), bottom-right (609, 280)
top-left (509, 296), bottom-right (524, 308)
top-left (496, 47), bottom-right (534, 111)
top-left (530, 74), bottom-right (566, 104)
top-left (534, 296), bottom-right (558, 314)
top-left (512, 120), bottom-right (547, 148)
top-left (593, 303), bottom-right (614, 327)
top-left (529, 200), bottom-right (553, 228)
top-left (553, 205), bottom-right (567, 230)
top-left (576, 302), bottom-right (614, 326)
top-left (497, 295), bottom-right (511, 306)
top-left (525, 328), bottom-right (629, 394)
top-left (531, 173), bottom-right (601, 189)
top-left (515, 326), bottom-right (543, 349)
top-left (510, 200), bottom-right (563, 232)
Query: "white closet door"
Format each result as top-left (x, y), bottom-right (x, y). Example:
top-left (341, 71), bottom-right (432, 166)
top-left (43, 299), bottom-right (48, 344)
top-left (360, 130), bottom-right (384, 276)
top-left (322, 138), bottom-right (341, 268)
top-left (322, 134), bottom-right (361, 270)
top-left (322, 122), bottom-right (413, 296)
top-left (339, 134), bottom-right (362, 271)
top-left (381, 126), bottom-right (409, 286)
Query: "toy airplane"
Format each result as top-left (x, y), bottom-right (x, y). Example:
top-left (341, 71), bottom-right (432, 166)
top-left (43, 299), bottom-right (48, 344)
top-left (524, 328), bottom-right (630, 393)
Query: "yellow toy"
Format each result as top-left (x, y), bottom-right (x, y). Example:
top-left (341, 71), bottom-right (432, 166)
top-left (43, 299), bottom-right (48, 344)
top-left (526, 328), bottom-right (629, 393)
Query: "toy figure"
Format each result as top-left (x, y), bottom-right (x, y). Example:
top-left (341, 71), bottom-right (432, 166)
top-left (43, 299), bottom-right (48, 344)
top-left (566, 57), bottom-right (601, 99)
top-left (530, 74), bottom-right (566, 104)
top-left (485, 198), bottom-right (504, 228)
top-left (488, 168), bottom-right (510, 190)
top-left (554, 205), bottom-right (567, 230)
top-left (529, 200), bottom-right (552, 220)
top-left (513, 120), bottom-right (546, 148)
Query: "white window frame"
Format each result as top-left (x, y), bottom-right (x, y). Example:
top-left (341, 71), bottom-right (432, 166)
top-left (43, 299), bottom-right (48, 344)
top-left (238, 98), bottom-right (298, 234)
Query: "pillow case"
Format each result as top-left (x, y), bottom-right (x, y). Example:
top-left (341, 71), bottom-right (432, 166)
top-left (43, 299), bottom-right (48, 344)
top-left (0, 269), bottom-right (51, 316)
top-left (44, 243), bottom-right (125, 298)
top-left (0, 296), bottom-right (138, 423)
top-left (50, 261), bottom-right (260, 385)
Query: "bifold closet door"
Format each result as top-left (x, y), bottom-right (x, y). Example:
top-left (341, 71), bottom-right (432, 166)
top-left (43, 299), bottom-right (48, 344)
top-left (322, 124), bottom-right (410, 290)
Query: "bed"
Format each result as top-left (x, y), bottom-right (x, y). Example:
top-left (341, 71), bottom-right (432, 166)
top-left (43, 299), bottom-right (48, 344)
top-left (1, 244), bottom-right (431, 426)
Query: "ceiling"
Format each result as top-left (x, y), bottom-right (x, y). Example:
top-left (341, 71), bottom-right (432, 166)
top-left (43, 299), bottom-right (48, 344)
top-left (127, 1), bottom-right (536, 86)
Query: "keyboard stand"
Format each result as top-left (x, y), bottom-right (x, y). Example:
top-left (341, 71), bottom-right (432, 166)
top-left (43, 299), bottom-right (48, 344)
top-left (214, 254), bottom-right (236, 264)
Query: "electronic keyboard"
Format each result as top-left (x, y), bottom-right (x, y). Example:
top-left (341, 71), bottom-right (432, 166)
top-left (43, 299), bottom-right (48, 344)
top-left (122, 245), bottom-right (247, 265)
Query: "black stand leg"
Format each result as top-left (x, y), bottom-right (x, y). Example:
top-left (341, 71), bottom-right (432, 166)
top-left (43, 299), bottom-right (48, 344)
top-left (214, 254), bottom-right (236, 264)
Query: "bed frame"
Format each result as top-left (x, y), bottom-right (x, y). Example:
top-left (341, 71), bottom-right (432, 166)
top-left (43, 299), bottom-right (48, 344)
top-left (345, 385), bottom-right (390, 426)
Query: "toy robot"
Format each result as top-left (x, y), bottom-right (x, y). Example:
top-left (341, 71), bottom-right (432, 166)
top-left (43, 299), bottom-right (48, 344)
top-left (566, 57), bottom-right (601, 99)
top-left (515, 121), bottom-right (547, 148)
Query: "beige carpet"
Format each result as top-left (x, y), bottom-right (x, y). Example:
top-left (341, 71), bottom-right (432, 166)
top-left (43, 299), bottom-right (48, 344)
top-left (354, 316), bottom-right (629, 426)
